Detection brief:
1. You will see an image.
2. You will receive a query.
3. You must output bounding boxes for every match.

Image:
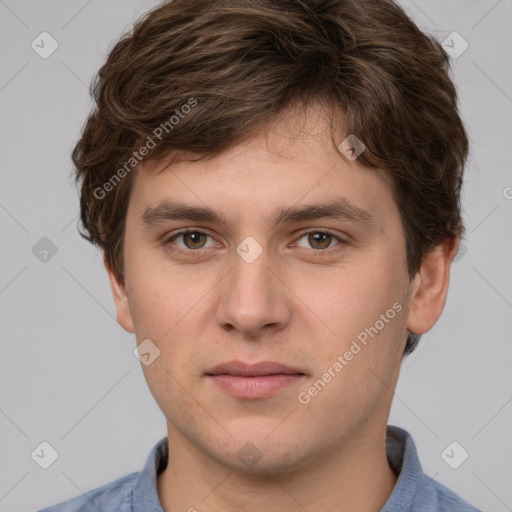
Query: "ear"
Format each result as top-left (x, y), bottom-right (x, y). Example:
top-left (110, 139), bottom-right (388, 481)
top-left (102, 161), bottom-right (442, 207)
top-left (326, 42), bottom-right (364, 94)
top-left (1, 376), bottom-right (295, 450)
top-left (103, 252), bottom-right (135, 333)
top-left (406, 237), bottom-right (459, 336)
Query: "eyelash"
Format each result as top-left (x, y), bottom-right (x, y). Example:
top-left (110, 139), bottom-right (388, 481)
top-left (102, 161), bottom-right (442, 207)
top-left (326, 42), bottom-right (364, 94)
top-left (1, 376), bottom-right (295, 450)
top-left (162, 228), bottom-right (347, 257)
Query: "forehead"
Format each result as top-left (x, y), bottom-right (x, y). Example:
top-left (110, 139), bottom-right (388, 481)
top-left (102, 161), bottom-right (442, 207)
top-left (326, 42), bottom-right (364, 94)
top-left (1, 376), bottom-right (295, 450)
top-left (127, 107), bottom-right (397, 229)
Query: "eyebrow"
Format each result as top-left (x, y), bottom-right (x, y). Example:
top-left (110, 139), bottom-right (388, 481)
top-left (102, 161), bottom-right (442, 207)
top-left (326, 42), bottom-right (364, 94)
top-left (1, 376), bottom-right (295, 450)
top-left (140, 198), bottom-right (377, 230)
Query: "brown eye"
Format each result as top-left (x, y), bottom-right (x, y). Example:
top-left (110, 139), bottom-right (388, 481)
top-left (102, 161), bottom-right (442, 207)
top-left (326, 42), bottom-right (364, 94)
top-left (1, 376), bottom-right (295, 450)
top-left (164, 230), bottom-right (214, 252)
top-left (181, 232), bottom-right (208, 249)
top-left (296, 231), bottom-right (343, 251)
top-left (308, 232), bottom-right (332, 249)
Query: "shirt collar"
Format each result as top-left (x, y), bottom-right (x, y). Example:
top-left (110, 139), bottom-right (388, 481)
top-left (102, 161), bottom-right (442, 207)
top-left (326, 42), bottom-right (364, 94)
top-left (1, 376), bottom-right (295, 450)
top-left (381, 425), bottom-right (426, 511)
top-left (132, 435), bottom-right (168, 512)
top-left (132, 426), bottom-right (423, 511)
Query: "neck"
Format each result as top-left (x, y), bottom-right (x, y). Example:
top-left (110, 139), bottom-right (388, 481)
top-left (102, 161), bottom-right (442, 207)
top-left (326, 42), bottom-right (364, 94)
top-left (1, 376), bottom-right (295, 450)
top-left (157, 421), bottom-right (397, 512)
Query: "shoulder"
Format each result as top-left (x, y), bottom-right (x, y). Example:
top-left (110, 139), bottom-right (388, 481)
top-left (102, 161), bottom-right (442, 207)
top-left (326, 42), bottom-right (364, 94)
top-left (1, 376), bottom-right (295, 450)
top-left (384, 426), bottom-right (481, 512)
top-left (36, 471), bottom-right (139, 512)
top-left (36, 436), bottom-right (168, 512)
top-left (418, 473), bottom-right (482, 512)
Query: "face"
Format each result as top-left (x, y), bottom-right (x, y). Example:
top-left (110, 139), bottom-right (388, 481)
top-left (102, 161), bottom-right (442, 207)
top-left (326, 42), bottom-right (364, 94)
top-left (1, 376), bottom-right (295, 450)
top-left (107, 106), bottom-right (448, 474)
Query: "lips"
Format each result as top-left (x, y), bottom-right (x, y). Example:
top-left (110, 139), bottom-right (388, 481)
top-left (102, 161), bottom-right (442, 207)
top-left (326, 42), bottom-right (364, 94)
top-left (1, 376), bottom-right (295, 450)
top-left (205, 360), bottom-right (305, 399)
top-left (205, 360), bottom-right (304, 377)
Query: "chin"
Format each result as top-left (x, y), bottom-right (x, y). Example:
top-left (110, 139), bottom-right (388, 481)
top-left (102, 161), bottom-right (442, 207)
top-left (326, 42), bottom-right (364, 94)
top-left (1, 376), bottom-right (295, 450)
top-left (209, 434), bottom-right (312, 475)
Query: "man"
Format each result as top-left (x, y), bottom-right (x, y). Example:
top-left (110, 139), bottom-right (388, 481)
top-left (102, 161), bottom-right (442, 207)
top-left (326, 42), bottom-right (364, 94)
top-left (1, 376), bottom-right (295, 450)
top-left (39, 0), bottom-right (480, 510)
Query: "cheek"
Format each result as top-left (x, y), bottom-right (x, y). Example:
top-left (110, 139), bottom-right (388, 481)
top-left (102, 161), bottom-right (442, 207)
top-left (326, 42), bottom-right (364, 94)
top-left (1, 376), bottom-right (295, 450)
top-left (130, 269), bottom-right (207, 415)
top-left (298, 302), bottom-right (406, 434)
top-left (125, 246), bottom-right (190, 336)
top-left (300, 260), bottom-right (407, 387)
top-left (303, 262), bottom-right (398, 341)
top-left (126, 258), bottom-right (209, 373)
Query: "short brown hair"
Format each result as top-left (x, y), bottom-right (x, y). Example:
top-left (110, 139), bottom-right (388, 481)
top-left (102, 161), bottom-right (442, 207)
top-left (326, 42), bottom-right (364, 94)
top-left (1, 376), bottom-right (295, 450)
top-left (72, 0), bottom-right (469, 355)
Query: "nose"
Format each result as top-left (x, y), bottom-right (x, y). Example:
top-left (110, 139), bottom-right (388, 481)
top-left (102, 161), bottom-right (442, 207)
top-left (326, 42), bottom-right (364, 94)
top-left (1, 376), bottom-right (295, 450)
top-left (214, 243), bottom-right (291, 338)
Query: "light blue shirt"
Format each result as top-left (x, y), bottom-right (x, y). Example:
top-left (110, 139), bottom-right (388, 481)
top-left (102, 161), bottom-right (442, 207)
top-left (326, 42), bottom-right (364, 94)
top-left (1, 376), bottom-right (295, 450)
top-left (38, 426), bottom-right (481, 511)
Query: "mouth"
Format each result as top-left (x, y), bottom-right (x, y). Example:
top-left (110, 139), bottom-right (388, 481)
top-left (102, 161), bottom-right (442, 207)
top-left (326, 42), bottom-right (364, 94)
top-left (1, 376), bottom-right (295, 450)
top-left (205, 360), bottom-right (306, 399)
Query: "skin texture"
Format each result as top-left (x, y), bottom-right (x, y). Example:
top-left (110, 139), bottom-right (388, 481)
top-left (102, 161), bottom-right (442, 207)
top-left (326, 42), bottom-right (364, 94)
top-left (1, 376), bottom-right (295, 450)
top-left (106, 105), bottom-right (458, 512)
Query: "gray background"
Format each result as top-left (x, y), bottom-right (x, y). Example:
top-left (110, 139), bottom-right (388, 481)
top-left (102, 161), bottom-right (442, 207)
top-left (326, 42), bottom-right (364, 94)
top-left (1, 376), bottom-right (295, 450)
top-left (1, 1), bottom-right (511, 510)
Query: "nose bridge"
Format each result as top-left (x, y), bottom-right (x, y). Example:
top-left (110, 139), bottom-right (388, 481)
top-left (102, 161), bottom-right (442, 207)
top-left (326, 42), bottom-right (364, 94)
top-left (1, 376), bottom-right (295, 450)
top-left (231, 241), bottom-right (274, 315)
top-left (215, 238), bottom-right (289, 334)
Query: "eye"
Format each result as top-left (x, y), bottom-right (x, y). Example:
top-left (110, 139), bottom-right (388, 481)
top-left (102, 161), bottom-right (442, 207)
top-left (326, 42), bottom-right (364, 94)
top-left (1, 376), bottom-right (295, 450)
top-left (295, 230), bottom-right (345, 251)
top-left (164, 229), bottom-right (216, 252)
top-left (162, 228), bottom-right (347, 257)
